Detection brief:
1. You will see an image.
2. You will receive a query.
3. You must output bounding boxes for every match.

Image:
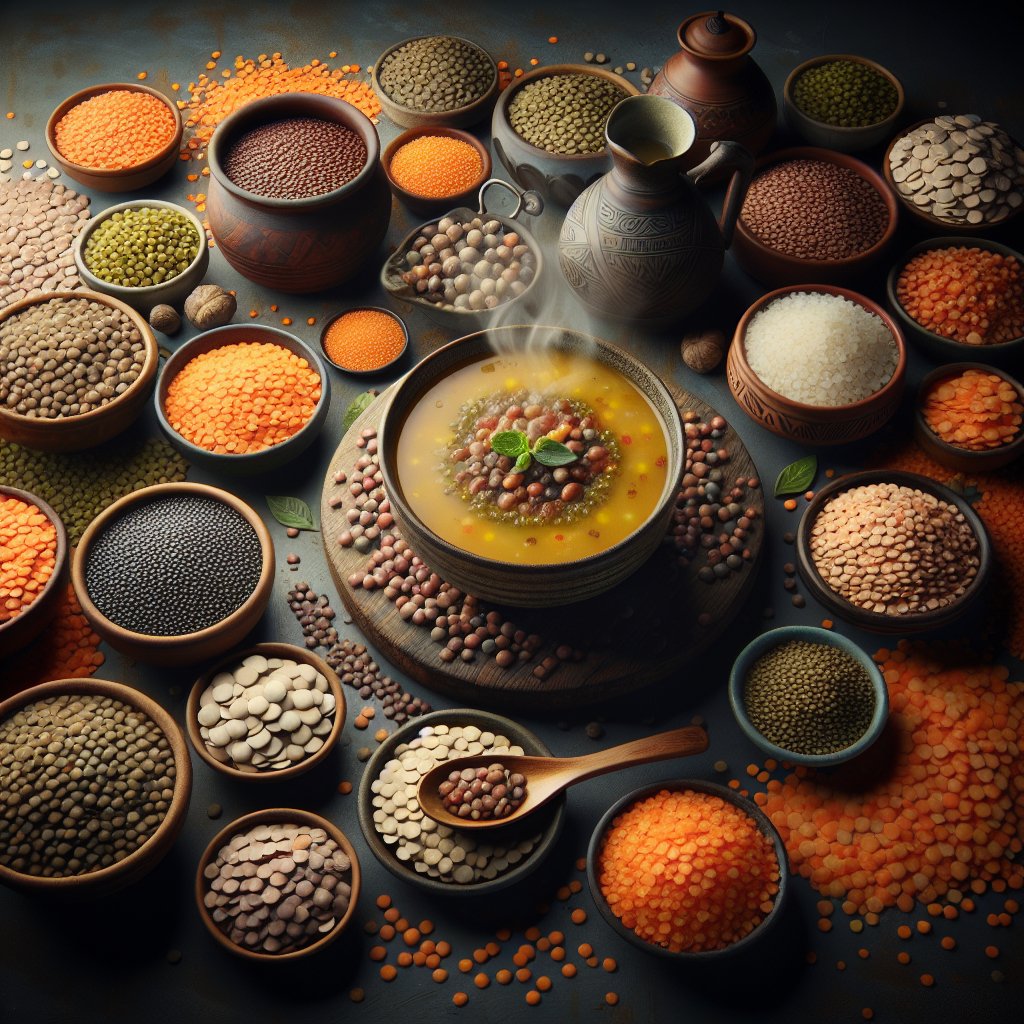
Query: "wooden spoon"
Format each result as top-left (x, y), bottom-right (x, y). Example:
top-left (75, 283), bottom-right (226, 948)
top-left (416, 725), bottom-right (709, 830)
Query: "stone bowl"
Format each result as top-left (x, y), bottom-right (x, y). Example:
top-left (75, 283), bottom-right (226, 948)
top-left (319, 306), bottom-right (409, 377)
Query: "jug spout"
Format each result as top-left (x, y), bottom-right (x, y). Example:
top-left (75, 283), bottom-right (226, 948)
top-left (606, 95), bottom-right (697, 188)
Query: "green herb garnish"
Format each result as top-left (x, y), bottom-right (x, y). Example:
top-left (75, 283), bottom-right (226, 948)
top-left (266, 495), bottom-right (316, 531)
top-left (342, 390), bottom-right (376, 432)
top-left (773, 455), bottom-right (817, 498)
top-left (490, 429), bottom-right (577, 471)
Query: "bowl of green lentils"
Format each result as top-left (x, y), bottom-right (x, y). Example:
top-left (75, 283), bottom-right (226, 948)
top-left (73, 199), bottom-right (209, 314)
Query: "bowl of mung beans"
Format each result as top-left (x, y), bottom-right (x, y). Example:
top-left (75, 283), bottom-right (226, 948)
top-left (74, 199), bottom-right (208, 313)
top-left (0, 289), bottom-right (159, 452)
top-left (0, 676), bottom-right (192, 896)
top-left (728, 626), bottom-right (889, 768)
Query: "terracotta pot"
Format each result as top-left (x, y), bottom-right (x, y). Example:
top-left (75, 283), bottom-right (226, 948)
top-left (206, 93), bottom-right (391, 293)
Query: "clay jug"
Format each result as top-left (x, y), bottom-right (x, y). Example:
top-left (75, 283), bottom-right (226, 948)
top-left (558, 95), bottom-right (753, 326)
top-left (649, 10), bottom-right (776, 169)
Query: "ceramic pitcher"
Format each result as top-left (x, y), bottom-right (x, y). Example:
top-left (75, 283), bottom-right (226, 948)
top-left (558, 95), bottom-right (753, 325)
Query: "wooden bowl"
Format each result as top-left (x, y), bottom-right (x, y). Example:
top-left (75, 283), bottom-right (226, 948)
top-left (491, 63), bottom-right (640, 207)
top-left (913, 362), bottom-right (1024, 473)
top-left (728, 626), bottom-right (889, 768)
top-left (0, 290), bottom-right (159, 452)
top-left (732, 146), bottom-right (898, 288)
top-left (795, 470), bottom-right (992, 634)
top-left (72, 482), bottom-right (274, 665)
top-left (195, 807), bottom-right (360, 961)
top-left (586, 779), bottom-right (788, 960)
top-left (726, 285), bottom-right (907, 445)
top-left (377, 325), bottom-right (685, 607)
top-left (155, 323), bottom-right (331, 474)
top-left (0, 486), bottom-right (69, 658)
top-left (45, 82), bottom-right (183, 192)
top-left (186, 643), bottom-right (346, 782)
top-left (383, 126), bottom-right (491, 217)
top-left (0, 677), bottom-right (192, 897)
top-left (357, 708), bottom-right (565, 897)
top-left (74, 200), bottom-right (209, 314)
top-left (885, 236), bottom-right (1024, 368)
top-left (372, 35), bottom-right (498, 130)
top-left (318, 306), bottom-right (409, 377)
top-left (783, 55), bottom-right (904, 153)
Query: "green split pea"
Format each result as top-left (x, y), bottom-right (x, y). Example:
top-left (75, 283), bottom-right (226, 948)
top-left (84, 207), bottom-right (200, 288)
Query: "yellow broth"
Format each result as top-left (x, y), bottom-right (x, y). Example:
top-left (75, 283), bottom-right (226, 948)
top-left (396, 350), bottom-right (670, 564)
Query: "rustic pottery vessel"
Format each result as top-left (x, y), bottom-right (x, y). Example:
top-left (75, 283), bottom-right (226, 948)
top-left (559, 95), bottom-right (753, 325)
top-left (649, 10), bottom-right (776, 169)
top-left (206, 93), bottom-right (391, 293)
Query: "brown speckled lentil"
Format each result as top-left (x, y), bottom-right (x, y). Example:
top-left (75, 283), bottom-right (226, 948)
top-left (378, 37), bottom-right (493, 113)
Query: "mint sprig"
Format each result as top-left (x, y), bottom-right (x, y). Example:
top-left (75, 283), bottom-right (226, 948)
top-left (489, 429), bottom-right (577, 472)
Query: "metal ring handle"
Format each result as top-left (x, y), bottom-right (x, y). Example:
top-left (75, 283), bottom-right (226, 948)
top-left (476, 178), bottom-right (544, 220)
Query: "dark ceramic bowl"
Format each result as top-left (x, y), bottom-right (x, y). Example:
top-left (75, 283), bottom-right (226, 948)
top-left (913, 362), bottom-right (1024, 473)
top-left (587, 779), bottom-right (788, 960)
top-left (155, 323), bottom-right (331, 474)
top-left (195, 807), bottom-right (361, 961)
top-left (0, 290), bottom-right (159, 452)
top-left (72, 482), bottom-right (275, 666)
top-left (319, 306), bottom-right (409, 377)
top-left (726, 285), bottom-right (907, 445)
top-left (45, 82), bottom-right (183, 192)
top-left (357, 708), bottom-right (564, 897)
top-left (732, 146), bottom-right (898, 288)
top-left (0, 677), bottom-right (192, 897)
top-left (728, 626), bottom-right (889, 768)
top-left (796, 470), bottom-right (992, 634)
top-left (491, 63), bottom-right (640, 207)
top-left (885, 236), bottom-right (1024, 368)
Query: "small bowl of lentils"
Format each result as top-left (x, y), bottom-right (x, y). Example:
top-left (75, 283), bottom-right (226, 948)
top-left (728, 626), bottom-right (889, 768)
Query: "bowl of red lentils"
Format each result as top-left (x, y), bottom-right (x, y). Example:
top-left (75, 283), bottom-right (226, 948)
top-left (885, 236), bottom-right (1024, 368)
top-left (587, 780), bottom-right (787, 959)
top-left (45, 82), bottom-right (183, 193)
top-left (319, 307), bottom-right (408, 376)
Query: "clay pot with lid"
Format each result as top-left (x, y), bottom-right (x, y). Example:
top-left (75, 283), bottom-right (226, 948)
top-left (649, 10), bottom-right (776, 169)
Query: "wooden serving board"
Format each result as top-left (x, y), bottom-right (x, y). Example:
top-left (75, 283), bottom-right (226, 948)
top-left (321, 387), bottom-right (764, 711)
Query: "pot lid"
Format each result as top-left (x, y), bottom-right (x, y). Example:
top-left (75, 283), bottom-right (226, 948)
top-left (681, 10), bottom-right (755, 57)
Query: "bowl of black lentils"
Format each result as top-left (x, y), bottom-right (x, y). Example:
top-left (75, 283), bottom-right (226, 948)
top-left (728, 626), bottom-right (889, 768)
top-left (71, 482), bottom-right (275, 665)
top-left (0, 676), bottom-right (192, 896)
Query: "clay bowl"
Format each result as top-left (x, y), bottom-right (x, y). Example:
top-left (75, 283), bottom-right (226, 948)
top-left (372, 35), bottom-right (498, 130)
top-left (732, 146), bottom-right (898, 288)
top-left (72, 482), bottom-right (274, 665)
top-left (913, 362), bottom-right (1024, 473)
top-left (382, 126), bottom-right (491, 217)
top-left (885, 236), bottom-right (1024, 368)
top-left (0, 290), bottom-right (159, 452)
top-left (491, 63), bottom-right (640, 207)
top-left (186, 643), bottom-right (346, 783)
top-left (586, 779), bottom-right (788, 960)
top-left (377, 325), bottom-right (685, 607)
top-left (74, 199), bottom-right (209, 314)
top-left (0, 486), bottom-right (69, 658)
top-left (195, 807), bottom-right (361, 961)
top-left (795, 470), bottom-right (992, 634)
top-left (357, 708), bottom-right (565, 897)
top-left (155, 323), bottom-right (331, 474)
top-left (319, 306), bottom-right (409, 377)
top-left (45, 82), bottom-right (183, 192)
top-left (728, 626), bottom-right (889, 768)
top-left (726, 285), bottom-right (907, 445)
top-left (783, 55), bottom-right (904, 153)
top-left (0, 677), bottom-right (192, 897)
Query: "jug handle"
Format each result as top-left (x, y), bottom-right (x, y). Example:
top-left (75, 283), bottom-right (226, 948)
top-left (686, 141), bottom-right (754, 249)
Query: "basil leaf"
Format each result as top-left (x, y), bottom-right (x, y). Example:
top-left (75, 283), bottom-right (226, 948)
top-left (514, 451), bottom-right (533, 473)
top-left (491, 430), bottom-right (530, 458)
top-left (342, 390), bottom-right (375, 432)
top-left (266, 495), bottom-right (316, 531)
top-left (773, 455), bottom-right (817, 498)
top-left (532, 437), bottom-right (578, 467)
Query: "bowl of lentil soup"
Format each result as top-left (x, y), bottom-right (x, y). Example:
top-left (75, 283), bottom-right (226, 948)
top-left (377, 325), bottom-right (684, 607)
top-left (319, 306), bottom-right (408, 376)
top-left (587, 780), bottom-right (787, 959)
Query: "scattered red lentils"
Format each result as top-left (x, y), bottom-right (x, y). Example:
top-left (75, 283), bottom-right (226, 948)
top-left (380, 964), bottom-right (398, 981)
top-left (432, 968), bottom-right (448, 983)
top-left (0, 495), bottom-right (57, 624)
top-left (605, 992), bottom-right (619, 1006)
top-left (349, 988), bottom-right (364, 1002)
top-left (525, 991), bottom-right (541, 1006)
top-left (337, 780), bottom-right (352, 795)
top-left (452, 992), bottom-right (469, 1007)
top-left (784, 498), bottom-right (798, 511)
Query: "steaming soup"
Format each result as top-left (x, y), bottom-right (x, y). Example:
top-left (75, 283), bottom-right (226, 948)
top-left (396, 349), bottom-right (670, 564)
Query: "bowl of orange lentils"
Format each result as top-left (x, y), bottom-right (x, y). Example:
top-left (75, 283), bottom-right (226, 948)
top-left (319, 307), bottom-right (409, 377)
top-left (155, 323), bottom-right (331, 474)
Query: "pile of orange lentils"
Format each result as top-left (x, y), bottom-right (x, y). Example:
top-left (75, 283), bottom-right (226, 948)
top-left (322, 309), bottom-right (407, 372)
top-left (922, 368), bottom-right (1022, 450)
top-left (1, 494), bottom-right (57, 624)
top-left (388, 135), bottom-right (484, 198)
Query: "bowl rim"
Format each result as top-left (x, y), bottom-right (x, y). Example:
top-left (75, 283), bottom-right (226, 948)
top-left (377, 324), bottom-right (685, 577)
top-left (586, 778), bottom-right (788, 959)
top-left (318, 305), bottom-right (409, 376)
top-left (357, 707), bottom-right (565, 896)
top-left (795, 469), bottom-right (992, 632)
top-left (185, 642), bottom-right (347, 783)
top-left (71, 481), bottom-right (275, 652)
top-left (45, 81), bottom-right (183, 178)
top-left (0, 676), bottom-right (192, 892)
top-left (194, 806), bottom-right (361, 961)
top-left (731, 284), bottom-right (907, 414)
top-left (382, 125), bottom-right (492, 204)
top-left (726, 625), bottom-right (890, 767)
